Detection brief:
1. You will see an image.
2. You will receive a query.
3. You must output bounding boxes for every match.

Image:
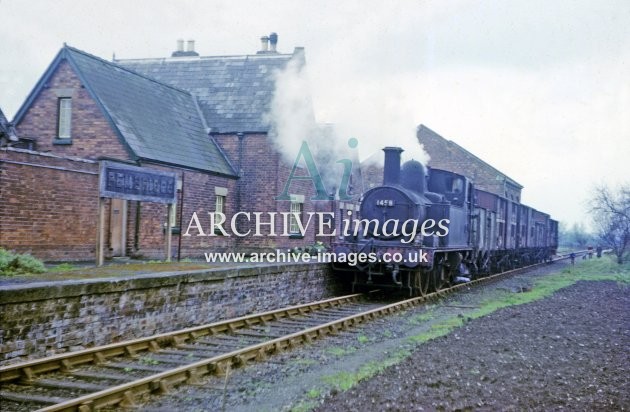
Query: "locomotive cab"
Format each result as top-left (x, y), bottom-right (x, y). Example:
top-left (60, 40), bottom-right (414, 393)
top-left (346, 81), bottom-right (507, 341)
top-left (427, 169), bottom-right (473, 248)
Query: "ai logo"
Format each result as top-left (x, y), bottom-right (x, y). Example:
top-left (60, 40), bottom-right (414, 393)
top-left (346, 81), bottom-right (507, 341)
top-left (276, 138), bottom-right (358, 201)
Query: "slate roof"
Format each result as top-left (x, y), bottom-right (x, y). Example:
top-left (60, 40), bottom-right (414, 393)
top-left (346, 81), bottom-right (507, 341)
top-left (0, 107), bottom-right (10, 136)
top-left (0, 107), bottom-right (18, 142)
top-left (117, 50), bottom-right (301, 133)
top-left (14, 46), bottom-right (237, 176)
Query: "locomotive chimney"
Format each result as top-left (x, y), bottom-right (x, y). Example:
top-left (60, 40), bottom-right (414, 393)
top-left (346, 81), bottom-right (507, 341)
top-left (383, 147), bottom-right (403, 185)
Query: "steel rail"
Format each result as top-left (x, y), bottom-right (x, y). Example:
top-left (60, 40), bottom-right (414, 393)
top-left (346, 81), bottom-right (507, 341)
top-left (0, 293), bottom-right (362, 384)
top-left (31, 254), bottom-right (578, 412)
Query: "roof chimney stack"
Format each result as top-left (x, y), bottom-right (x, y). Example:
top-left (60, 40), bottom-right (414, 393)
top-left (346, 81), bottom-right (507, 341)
top-left (257, 33), bottom-right (279, 54)
top-left (269, 32), bottom-right (278, 52)
top-left (172, 39), bottom-right (199, 57)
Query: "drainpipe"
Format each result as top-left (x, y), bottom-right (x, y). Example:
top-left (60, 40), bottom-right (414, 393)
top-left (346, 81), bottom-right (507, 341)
top-left (237, 133), bottom-right (245, 238)
top-left (177, 172), bottom-right (185, 261)
top-left (134, 201), bottom-right (141, 252)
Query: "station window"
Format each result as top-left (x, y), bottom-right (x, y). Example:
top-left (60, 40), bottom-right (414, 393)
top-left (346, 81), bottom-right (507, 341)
top-left (289, 194), bottom-right (304, 235)
top-left (214, 187), bottom-right (228, 233)
top-left (214, 195), bottom-right (225, 231)
top-left (290, 202), bottom-right (302, 234)
top-left (57, 98), bottom-right (72, 139)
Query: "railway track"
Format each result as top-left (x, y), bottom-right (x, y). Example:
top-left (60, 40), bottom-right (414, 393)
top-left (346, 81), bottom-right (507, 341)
top-left (0, 253), bottom-right (582, 411)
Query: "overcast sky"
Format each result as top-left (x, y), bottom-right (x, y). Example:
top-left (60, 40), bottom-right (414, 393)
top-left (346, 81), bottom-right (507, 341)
top-left (1, 0), bottom-right (628, 229)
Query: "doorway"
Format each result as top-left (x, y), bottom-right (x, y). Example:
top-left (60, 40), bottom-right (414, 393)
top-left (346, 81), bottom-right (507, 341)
top-left (109, 198), bottom-right (127, 256)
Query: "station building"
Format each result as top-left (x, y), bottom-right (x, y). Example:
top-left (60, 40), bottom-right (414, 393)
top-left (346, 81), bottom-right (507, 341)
top-left (1, 36), bottom-right (331, 261)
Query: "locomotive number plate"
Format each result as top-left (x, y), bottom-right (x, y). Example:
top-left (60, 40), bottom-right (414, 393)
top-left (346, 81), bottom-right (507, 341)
top-left (376, 199), bottom-right (395, 207)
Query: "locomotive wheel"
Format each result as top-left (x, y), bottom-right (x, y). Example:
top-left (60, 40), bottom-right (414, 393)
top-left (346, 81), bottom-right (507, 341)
top-left (432, 258), bottom-right (448, 292)
top-left (411, 270), bottom-right (430, 296)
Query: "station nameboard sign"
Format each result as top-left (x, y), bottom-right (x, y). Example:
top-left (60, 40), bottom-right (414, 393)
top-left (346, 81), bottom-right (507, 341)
top-left (99, 161), bottom-right (177, 204)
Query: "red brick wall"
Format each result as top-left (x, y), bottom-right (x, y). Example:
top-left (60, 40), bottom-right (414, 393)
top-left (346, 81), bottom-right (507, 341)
top-left (418, 127), bottom-right (522, 200)
top-left (0, 149), bottom-right (100, 260)
top-left (214, 133), bottom-right (321, 252)
top-left (361, 162), bottom-right (385, 190)
top-left (15, 61), bottom-right (131, 161)
top-left (126, 163), bottom-right (238, 259)
top-left (0, 149), bottom-right (240, 261)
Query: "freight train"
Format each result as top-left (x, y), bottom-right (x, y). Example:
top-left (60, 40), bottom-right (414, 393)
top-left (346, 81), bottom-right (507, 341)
top-left (332, 147), bottom-right (558, 296)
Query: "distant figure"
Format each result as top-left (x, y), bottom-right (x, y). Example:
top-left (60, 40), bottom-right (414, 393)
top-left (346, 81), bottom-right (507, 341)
top-left (570, 252), bottom-right (576, 266)
top-left (596, 245), bottom-right (603, 258)
top-left (588, 246), bottom-right (593, 259)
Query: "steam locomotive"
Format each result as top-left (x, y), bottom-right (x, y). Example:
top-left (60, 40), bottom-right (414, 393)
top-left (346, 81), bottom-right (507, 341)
top-left (332, 147), bottom-right (558, 296)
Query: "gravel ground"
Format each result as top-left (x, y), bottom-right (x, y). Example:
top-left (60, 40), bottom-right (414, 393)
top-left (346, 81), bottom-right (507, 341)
top-left (135, 260), bottom-right (630, 412)
top-left (316, 280), bottom-right (629, 411)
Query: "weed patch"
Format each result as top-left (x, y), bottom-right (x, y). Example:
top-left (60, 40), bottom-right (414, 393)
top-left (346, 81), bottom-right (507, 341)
top-left (290, 400), bottom-right (318, 412)
top-left (408, 310), bottom-right (434, 325)
top-left (322, 349), bottom-right (410, 392)
top-left (306, 389), bottom-right (320, 398)
top-left (326, 346), bottom-right (357, 357)
top-left (49, 263), bottom-right (77, 272)
top-left (0, 248), bottom-right (46, 276)
top-left (139, 356), bottom-right (160, 366)
top-left (292, 358), bottom-right (317, 366)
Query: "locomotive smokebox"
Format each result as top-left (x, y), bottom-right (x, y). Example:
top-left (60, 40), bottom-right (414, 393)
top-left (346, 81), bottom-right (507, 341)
top-left (383, 147), bottom-right (404, 185)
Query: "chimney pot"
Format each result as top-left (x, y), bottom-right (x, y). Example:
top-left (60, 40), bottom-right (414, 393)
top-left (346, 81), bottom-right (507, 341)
top-left (177, 39), bottom-right (184, 52)
top-left (269, 32), bottom-right (278, 52)
top-left (187, 39), bottom-right (195, 52)
top-left (260, 36), bottom-right (269, 52)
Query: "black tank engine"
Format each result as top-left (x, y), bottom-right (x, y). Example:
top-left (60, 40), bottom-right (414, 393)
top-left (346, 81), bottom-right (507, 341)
top-left (332, 147), bottom-right (557, 296)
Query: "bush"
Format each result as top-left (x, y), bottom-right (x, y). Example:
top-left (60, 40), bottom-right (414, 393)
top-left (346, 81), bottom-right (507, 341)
top-left (0, 248), bottom-right (47, 276)
top-left (292, 242), bottom-right (328, 256)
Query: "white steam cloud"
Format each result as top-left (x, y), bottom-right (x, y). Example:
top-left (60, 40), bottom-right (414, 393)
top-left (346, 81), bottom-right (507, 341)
top-left (266, 54), bottom-right (430, 194)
